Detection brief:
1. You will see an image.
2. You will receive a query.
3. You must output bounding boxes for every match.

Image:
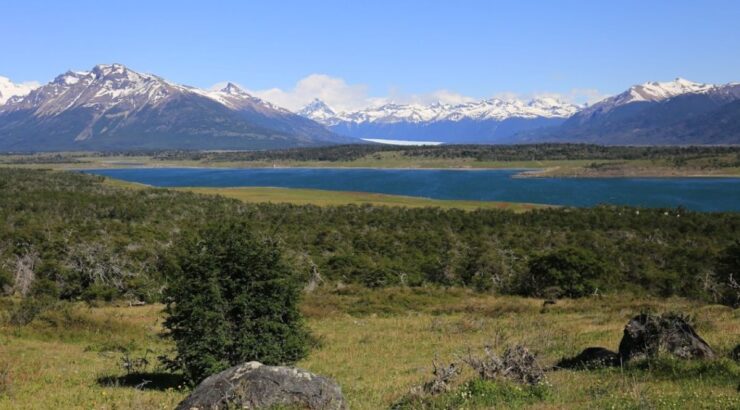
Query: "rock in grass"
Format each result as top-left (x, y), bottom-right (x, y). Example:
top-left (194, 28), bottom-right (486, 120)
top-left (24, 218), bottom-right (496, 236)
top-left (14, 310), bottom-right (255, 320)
top-left (731, 344), bottom-right (740, 362)
top-left (176, 362), bottom-right (347, 410)
top-left (556, 347), bottom-right (621, 369)
top-left (618, 313), bottom-right (715, 361)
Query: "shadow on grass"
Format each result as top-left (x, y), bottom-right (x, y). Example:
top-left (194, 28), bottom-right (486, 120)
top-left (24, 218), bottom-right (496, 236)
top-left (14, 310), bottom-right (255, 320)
top-left (97, 372), bottom-right (185, 391)
top-left (622, 357), bottom-right (739, 386)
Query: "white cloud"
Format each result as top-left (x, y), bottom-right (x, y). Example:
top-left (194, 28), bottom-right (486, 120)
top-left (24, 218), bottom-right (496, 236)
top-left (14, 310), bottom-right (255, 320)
top-left (535, 88), bottom-right (610, 105)
top-left (248, 74), bottom-right (373, 112)
top-left (226, 74), bottom-right (610, 113)
top-left (243, 74), bottom-right (480, 113)
top-left (18, 80), bottom-right (41, 89)
top-left (497, 89), bottom-right (610, 106)
top-left (389, 89), bottom-right (477, 106)
top-left (0, 77), bottom-right (41, 104)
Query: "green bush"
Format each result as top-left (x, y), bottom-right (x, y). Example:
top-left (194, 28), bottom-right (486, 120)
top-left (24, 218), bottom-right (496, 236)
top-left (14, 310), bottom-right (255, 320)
top-left (2, 168), bottom-right (740, 304)
top-left (8, 279), bottom-right (60, 326)
top-left (162, 219), bottom-right (309, 385)
top-left (716, 242), bottom-right (740, 307)
top-left (0, 268), bottom-right (11, 294)
top-left (524, 247), bottom-right (610, 298)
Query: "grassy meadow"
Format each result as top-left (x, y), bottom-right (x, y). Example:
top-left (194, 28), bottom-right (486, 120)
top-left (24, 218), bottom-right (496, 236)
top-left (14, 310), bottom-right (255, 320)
top-left (1, 289), bottom-right (738, 409)
top-left (96, 173), bottom-right (547, 211)
top-left (178, 186), bottom-right (547, 212)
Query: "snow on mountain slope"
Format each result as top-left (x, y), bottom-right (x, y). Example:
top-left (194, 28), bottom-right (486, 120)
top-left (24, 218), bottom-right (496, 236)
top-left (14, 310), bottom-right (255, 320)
top-left (202, 82), bottom-right (291, 114)
top-left (298, 99), bottom-right (339, 124)
top-left (527, 79), bottom-right (740, 145)
top-left (299, 97), bottom-right (580, 126)
top-left (2, 64), bottom-right (190, 118)
top-left (0, 76), bottom-right (39, 105)
top-left (0, 64), bottom-right (346, 150)
top-left (578, 78), bottom-right (719, 117)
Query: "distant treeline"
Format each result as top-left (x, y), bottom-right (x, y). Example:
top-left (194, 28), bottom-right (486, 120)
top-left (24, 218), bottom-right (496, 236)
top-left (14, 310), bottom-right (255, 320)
top-left (2, 144), bottom-right (739, 165)
top-left (151, 144), bottom-right (740, 164)
top-left (0, 168), bottom-right (738, 306)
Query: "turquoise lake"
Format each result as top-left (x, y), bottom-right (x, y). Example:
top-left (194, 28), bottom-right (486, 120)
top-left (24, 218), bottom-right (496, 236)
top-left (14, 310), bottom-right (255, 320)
top-left (83, 168), bottom-right (740, 212)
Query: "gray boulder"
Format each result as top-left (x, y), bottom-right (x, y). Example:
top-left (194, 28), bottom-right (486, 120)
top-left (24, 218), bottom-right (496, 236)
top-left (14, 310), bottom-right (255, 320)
top-left (176, 362), bottom-right (347, 410)
top-left (731, 344), bottom-right (740, 362)
top-left (618, 313), bottom-right (715, 361)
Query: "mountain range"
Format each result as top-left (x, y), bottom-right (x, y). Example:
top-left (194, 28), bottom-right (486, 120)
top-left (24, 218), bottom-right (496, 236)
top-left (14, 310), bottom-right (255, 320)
top-left (0, 65), bottom-right (738, 151)
top-left (520, 78), bottom-right (740, 145)
top-left (298, 97), bottom-right (580, 144)
top-left (0, 64), bottom-right (349, 151)
top-left (300, 78), bottom-right (740, 145)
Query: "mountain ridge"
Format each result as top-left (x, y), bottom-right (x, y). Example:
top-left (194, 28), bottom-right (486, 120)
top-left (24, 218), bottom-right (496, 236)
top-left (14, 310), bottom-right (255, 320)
top-left (2, 68), bottom-right (739, 148)
top-left (0, 64), bottom-right (347, 151)
top-left (525, 79), bottom-right (740, 145)
top-left (298, 97), bottom-right (580, 143)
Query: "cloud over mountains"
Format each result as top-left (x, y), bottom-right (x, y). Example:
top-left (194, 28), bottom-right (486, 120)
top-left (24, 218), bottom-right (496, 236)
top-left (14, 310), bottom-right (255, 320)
top-left (233, 74), bottom-right (610, 113)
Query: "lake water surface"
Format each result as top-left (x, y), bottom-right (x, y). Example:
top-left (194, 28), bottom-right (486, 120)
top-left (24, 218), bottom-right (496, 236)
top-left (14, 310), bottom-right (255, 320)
top-left (83, 168), bottom-right (740, 212)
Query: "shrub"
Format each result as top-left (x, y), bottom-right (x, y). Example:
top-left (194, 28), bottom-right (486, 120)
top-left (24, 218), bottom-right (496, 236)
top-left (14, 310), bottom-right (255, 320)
top-left (715, 242), bottom-right (740, 308)
top-left (162, 219), bottom-right (309, 385)
top-left (393, 379), bottom-right (549, 409)
top-left (524, 247), bottom-right (609, 298)
top-left (8, 279), bottom-right (60, 326)
top-left (0, 268), bottom-right (11, 295)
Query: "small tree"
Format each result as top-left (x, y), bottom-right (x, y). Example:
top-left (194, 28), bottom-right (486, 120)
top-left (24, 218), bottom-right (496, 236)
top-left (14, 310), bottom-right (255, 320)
top-left (716, 242), bottom-right (740, 308)
top-left (162, 219), bottom-right (309, 384)
top-left (524, 247), bottom-right (608, 298)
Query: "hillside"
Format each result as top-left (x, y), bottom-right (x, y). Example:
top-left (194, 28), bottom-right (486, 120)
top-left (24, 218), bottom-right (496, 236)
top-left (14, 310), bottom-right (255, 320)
top-left (521, 79), bottom-right (740, 144)
top-left (0, 65), bottom-right (349, 151)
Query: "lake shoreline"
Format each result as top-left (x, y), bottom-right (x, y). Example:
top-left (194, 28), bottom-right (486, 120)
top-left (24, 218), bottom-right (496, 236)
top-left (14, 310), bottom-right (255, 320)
top-left (82, 167), bottom-right (740, 212)
top-left (68, 162), bottom-right (740, 179)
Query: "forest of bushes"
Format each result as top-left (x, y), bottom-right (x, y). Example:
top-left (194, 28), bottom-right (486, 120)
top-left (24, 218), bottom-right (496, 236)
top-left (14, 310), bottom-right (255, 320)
top-left (0, 168), bottom-right (738, 307)
top-left (151, 143), bottom-right (740, 165)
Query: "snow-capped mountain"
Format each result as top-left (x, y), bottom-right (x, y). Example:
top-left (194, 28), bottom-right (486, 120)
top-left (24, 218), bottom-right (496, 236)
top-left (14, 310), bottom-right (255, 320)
top-left (577, 78), bottom-right (719, 117)
top-left (299, 97), bottom-right (580, 143)
top-left (298, 99), bottom-right (339, 124)
top-left (204, 82), bottom-right (289, 113)
top-left (302, 97), bottom-right (579, 125)
top-left (0, 64), bottom-right (346, 151)
top-left (0, 76), bottom-right (38, 105)
top-left (204, 83), bottom-right (337, 140)
top-left (523, 78), bottom-right (740, 145)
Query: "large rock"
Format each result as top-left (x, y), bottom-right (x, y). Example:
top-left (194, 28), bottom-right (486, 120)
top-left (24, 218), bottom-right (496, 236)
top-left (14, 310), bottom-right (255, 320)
top-left (176, 362), bottom-right (347, 410)
top-left (618, 313), bottom-right (715, 361)
top-left (731, 344), bottom-right (740, 362)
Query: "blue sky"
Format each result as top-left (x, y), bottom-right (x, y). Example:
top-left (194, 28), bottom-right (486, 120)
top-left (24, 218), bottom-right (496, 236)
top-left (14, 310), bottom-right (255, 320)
top-left (2, 0), bottom-right (739, 110)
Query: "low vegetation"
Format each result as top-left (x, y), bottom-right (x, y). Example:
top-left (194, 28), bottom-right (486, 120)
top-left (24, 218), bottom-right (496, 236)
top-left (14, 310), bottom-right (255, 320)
top-left (2, 144), bottom-right (739, 177)
top-left (1, 168), bottom-right (738, 307)
top-left (1, 290), bottom-right (738, 409)
top-left (1, 165), bottom-right (738, 408)
top-left (150, 144), bottom-right (740, 164)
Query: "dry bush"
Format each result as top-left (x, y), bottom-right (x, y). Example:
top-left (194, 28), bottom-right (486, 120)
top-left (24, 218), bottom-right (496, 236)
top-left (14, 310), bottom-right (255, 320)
top-left (0, 362), bottom-right (11, 398)
top-left (413, 361), bottom-right (460, 396)
top-left (463, 344), bottom-right (546, 385)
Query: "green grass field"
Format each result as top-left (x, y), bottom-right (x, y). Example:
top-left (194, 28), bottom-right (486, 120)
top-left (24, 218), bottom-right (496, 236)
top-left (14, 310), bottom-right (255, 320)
top-left (1, 289), bottom-right (738, 409)
top-left (95, 176), bottom-right (547, 211)
top-left (179, 186), bottom-right (547, 211)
